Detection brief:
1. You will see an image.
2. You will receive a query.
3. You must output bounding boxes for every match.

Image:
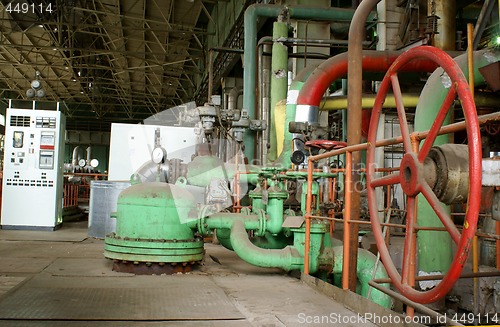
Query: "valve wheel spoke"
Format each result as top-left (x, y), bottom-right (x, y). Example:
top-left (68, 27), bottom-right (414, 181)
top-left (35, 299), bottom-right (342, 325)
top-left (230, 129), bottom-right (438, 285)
top-left (418, 86), bottom-right (458, 162)
top-left (420, 182), bottom-right (461, 245)
top-left (370, 172), bottom-right (400, 188)
top-left (401, 196), bottom-right (416, 284)
top-left (391, 74), bottom-right (413, 153)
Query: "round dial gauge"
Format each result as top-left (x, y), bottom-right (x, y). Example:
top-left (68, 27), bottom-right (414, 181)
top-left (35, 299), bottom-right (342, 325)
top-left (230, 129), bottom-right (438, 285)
top-left (152, 147), bottom-right (167, 164)
top-left (78, 158), bottom-right (86, 167)
top-left (90, 159), bottom-right (99, 168)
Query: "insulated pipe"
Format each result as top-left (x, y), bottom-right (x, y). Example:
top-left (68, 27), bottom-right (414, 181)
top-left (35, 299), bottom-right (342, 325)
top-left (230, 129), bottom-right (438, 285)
top-left (332, 246), bottom-right (392, 309)
top-left (228, 87), bottom-right (242, 111)
top-left (242, 4), bottom-right (374, 160)
top-left (230, 220), bottom-right (303, 271)
top-left (276, 63), bottom-right (320, 168)
top-left (431, 0), bottom-right (456, 50)
top-left (86, 146), bottom-right (92, 165)
top-left (269, 18), bottom-right (289, 162)
top-left (414, 48), bottom-right (500, 283)
top-left (71, 145), bottom-right (84, 166)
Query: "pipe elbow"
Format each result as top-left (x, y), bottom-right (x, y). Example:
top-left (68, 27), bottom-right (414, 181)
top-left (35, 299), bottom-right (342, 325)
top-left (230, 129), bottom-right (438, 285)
top-left (230, 220), bottom-right (302, 271)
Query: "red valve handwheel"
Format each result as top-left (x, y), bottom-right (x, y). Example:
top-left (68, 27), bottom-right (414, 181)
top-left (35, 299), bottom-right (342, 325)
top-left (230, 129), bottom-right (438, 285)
top-left (305, 140), bottom-right (347, 151)
top-left (366, 46), bottom-right (482, 304)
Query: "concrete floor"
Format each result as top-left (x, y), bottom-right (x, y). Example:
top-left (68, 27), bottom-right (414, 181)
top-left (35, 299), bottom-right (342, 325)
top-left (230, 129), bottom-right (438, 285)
top-left (0, 221), bottom-right (386, 327)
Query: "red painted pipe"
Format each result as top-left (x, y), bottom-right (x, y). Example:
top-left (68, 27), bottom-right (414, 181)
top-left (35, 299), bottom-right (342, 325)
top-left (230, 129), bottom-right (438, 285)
top-left (296, 50), bottom-right (439, 107)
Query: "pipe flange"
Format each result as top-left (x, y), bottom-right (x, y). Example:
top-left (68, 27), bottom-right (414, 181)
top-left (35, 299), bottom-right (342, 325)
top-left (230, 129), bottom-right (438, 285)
top-left (240, 206), bottom-right (252, 216)
top-left (197, 205), bottom-right (213, 236)
top-left (255, 208), bottom-right (267, 237)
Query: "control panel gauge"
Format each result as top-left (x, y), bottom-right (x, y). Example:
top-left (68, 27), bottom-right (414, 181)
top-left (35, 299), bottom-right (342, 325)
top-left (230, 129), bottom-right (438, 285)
top-left (78, 158), bottom-right (86, 167)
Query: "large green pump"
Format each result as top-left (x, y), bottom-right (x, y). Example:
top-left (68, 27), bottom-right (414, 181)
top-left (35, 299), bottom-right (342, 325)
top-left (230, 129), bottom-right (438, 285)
top-left (104, 182), bottom-right (204, 273)
top-left (104, 175), bottom-right (392, 308)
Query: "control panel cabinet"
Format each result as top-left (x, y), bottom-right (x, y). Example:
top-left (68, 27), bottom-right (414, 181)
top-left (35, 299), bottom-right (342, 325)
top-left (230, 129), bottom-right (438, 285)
top-left (1, 108), bottom-right (65, 230)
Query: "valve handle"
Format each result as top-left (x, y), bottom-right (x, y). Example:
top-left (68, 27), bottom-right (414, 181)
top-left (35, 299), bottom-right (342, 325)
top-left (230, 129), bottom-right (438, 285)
top-left (305, 140), bottom-right (347, 151)
top-left (366, 46), bottom-right (481, 304)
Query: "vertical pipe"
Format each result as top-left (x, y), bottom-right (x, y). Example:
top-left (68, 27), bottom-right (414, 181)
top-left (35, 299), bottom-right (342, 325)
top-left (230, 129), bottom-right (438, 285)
top-left (496, 221), bottom-right (500, 270)
top-left (431, 0), bottom-right (456, 50)
top-left (346, 0), bottom-right (381, 293)
top-left (304, 158), bottom-right (314, 274)
top-left (243, 4), bottom-right (362, 161)
top-left (269, 19), bottom-right (289, 162)
top-left (467, 23), bottom-right (479, 317)
top-left (208, 49), bottom-right (214, 103)
top-left (342, 151), bottom-right (352, 290)
top-left (262, 43), bottom-right (272, 164)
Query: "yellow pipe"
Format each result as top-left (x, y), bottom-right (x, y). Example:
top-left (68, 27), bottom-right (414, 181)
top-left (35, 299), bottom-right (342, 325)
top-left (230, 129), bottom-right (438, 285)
top-left (319, 93), bottom-right (500, 110)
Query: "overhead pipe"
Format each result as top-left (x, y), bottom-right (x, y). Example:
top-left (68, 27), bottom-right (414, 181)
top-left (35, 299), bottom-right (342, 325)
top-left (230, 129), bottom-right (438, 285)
top-left (414, 48), bottom-right (500, 286)
top-left (318, 92), bottom-right (500, 111)
top-left (296, 51), bottom-right (440, 109)
top-left (242, 4), bottom-right (376, 161)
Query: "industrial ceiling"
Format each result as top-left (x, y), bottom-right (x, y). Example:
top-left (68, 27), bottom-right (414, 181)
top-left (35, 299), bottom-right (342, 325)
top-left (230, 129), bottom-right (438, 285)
top-left (0, 0), bottom-right (213, 131)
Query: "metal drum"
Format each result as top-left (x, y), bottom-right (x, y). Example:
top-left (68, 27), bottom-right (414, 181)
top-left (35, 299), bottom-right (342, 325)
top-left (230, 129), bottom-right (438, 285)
top-left (88, 181), bottom-right (130, 238)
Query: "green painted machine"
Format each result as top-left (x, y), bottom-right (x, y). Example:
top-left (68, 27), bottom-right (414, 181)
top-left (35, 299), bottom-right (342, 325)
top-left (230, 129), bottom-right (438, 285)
top-left (104, 159), bottom-right (392, 308)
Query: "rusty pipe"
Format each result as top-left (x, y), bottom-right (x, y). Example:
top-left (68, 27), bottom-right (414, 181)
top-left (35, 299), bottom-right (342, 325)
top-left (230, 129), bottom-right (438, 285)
top-left (345, 0), bottom-right (381, 293)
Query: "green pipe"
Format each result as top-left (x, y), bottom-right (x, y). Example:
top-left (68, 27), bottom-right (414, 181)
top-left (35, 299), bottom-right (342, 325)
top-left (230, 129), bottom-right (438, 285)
top-left (242, 4), bottom-right (374, 161)
top-left (251, 232), bottom-right (293, 249)
top-left (291, 224), bottom-right (327, 274)
top-left (205, 213), bottom-right (260, 230)
top-left (230, 220), bottom-right (303, 271)
top-left (414, 48), bottom-right (500, 276)
top-left (269, 20), bottom-right (289, 162)
top-left (332, 246), bottom-right (392, 309)
top-left (216, 228), bottom-right (233, 251)
top-left (266, 189), bottom-right (288, 234)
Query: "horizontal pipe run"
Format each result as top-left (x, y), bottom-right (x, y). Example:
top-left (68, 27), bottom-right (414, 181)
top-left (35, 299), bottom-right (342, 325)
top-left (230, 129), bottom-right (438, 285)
top-left (319, 92), bottom-right (500, 110)
top-left (204, 213), bottom-right (260, 230)
top-left (373, 270), bottom-right (500, 284)
top-left (367, 281), bottom-right (464, 326)
top-left (308, 111), bottom-right (500, 162)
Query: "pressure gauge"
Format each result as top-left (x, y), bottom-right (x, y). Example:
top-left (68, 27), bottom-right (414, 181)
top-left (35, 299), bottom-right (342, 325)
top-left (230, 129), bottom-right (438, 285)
top-left (78, 158), bottom-right (86, 167)
top-left (152, 147), bottom-right (167, 164)
top-left (90, 159), bottom-right (99, 168)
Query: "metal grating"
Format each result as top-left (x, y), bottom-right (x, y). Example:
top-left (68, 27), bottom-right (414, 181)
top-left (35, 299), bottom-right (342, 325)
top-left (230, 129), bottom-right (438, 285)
top-left (0, 276), bottom-right (244, 321)
top-left (9, 115), bottom-right (30, 127)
